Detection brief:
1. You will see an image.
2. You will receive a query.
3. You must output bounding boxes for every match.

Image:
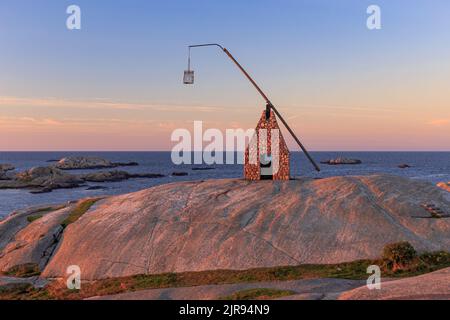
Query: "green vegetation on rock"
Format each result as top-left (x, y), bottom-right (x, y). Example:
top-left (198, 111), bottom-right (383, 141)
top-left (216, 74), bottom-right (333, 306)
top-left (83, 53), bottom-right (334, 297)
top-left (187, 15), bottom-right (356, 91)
top-left (60, 198), bottom-right (100, 228)
top-left (4, 263), bottom-right (40, 278)
top-left (383, 241), bottom-right (417, 271)
top-left (26, 214), bottom-right (43, 223)
top-left (220, 288), bottom-right (296, 300)
top-left (1, 243), bottom-right (449, 300)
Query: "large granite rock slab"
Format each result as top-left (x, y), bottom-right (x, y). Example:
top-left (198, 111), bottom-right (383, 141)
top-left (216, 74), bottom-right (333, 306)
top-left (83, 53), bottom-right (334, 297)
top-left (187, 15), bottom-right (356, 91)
top-left (39, 174), bottom-right (450, 280)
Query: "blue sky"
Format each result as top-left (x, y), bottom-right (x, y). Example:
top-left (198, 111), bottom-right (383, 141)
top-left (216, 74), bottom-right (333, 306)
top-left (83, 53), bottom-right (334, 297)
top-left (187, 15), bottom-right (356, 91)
top-left (0, 0), bottom-right (449, 150)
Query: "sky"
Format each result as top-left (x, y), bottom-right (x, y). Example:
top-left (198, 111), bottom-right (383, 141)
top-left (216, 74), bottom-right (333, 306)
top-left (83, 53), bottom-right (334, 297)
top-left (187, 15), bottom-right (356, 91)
top-left (0, 0), bottom-right (449, 151)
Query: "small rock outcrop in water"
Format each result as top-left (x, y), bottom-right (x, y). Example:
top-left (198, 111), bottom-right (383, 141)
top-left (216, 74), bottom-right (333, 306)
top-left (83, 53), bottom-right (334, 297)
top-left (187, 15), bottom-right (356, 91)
top-left (398, 164), bottom-right (411, 169)
top-left (86, 186), bottom-right (109, 191)
top-left (0, 166), bottom-right (163, 193)
top-left (0, 164), bottom-right (15, 180)
top-left (1, 174), bottom-right (446, 281)
top-left (320, 158), bottom-right (362, 165)
top-left (171, 171), bottom-right (188, 176)
top-left (0, 164), bottom-right (15, 172)
top-left (0, 167), bottom-right (84, 192)
top-left (80, 170), bottom-right (164, 182)
top-left (54, 156), bottom-right (138, 170)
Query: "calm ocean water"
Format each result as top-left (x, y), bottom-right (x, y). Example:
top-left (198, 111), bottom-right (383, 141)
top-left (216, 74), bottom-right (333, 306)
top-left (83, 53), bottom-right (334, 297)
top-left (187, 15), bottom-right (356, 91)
top-left (0, 151), bottom-right (449, 218)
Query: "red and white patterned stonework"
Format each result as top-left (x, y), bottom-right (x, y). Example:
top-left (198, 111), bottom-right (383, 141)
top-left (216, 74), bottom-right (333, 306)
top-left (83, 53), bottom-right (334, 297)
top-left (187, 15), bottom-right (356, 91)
top-left (244, 109), bottom-right (290, 180)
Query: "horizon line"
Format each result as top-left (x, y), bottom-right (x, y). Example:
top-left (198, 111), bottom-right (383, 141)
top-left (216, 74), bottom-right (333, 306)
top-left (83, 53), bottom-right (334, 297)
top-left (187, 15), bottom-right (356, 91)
top-left (1, 150), bottom-right (449, 153)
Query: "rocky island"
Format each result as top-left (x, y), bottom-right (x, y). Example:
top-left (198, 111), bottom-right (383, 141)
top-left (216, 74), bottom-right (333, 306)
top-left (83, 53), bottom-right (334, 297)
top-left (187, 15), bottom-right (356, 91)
top-left (0, 157), bottom-right (165, 193)
top-left (54, 156), bottom-right (138, 170)
top-left (320, 158), bottom-right (362, 165)
top-left (0, 174), bottom-right (449, 300)
top-left (0, 164), bottom-right (15, 180)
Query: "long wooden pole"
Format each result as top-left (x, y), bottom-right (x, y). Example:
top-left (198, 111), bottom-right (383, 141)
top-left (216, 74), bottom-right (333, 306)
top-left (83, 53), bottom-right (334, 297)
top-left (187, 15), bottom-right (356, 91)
top-left (188, 44), bottom-right (321, 172)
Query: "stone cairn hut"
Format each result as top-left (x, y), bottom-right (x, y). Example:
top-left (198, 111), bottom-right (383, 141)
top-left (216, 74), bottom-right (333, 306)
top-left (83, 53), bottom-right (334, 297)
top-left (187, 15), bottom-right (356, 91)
top-left (244, 108), bottom-right (290, 180)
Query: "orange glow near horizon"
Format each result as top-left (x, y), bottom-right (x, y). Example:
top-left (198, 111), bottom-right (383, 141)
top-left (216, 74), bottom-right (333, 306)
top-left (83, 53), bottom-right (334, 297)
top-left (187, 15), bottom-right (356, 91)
top-left (0, 95), bottom-right (448, 151)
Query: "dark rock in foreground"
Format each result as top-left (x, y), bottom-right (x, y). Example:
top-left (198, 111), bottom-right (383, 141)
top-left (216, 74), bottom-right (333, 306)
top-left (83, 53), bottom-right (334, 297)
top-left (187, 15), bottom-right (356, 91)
top-left (320, 158), bottom-right (362, 165)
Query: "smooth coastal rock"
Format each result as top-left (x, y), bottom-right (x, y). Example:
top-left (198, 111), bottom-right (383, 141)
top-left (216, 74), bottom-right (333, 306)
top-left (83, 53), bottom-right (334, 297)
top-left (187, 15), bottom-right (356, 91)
top-left (27, 174), bottom-right (449, 281)
top-left (338, 267), bottom-right (450, 300)
top-left (55, 156), bottom-right (138, 170)
top-left (320, 158), bottom-right (362, 165)
top-left (0, 205), bottom-right (74, 272)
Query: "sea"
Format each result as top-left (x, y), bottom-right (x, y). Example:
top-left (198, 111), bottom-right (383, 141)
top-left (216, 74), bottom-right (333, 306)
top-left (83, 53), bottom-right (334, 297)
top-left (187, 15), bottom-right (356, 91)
top-left (0, 151), bottom-right (449, 218)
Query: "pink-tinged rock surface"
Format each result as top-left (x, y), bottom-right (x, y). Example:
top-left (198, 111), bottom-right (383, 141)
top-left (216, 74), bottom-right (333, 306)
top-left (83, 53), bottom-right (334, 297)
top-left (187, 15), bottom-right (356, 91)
top-left (38, 174), bottom-right (450, 280)
top-left (338, 267), bottom-right (450, 300)
top-left (437, 182), bottom-right (450, 193)
top-left (89, 278), bottom-right (366, 300)
top-left (0, 205), bottom-right (72, 272)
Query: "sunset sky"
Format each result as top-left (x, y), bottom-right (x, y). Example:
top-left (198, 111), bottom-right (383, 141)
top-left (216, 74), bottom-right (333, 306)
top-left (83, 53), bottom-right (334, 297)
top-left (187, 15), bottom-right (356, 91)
top-left (0, 0), bottom-right (449, 151)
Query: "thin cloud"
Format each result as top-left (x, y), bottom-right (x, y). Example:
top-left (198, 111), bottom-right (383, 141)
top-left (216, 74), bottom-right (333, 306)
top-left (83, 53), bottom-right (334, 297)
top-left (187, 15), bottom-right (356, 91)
top-left (0, 96), bottom-right (228, 113)
top-left (427, 119), bottom-right (449, 127)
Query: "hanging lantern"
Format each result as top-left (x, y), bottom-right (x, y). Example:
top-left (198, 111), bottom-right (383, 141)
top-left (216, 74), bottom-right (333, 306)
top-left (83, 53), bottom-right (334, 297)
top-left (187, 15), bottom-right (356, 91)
top-left (183, 47), bottom-right (194, 84)
top-left (183, 70), bottom-right (194, 84)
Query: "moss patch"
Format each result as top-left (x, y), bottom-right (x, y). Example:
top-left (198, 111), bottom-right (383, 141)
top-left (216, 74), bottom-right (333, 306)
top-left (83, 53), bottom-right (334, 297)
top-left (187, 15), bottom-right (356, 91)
top-left (60, 198), bottom-right (100, 228)
top-left (0, 283), bottom-right (50, 300)
top-left (220, 288), bottom-right (296, 300)
top-left (4, 263), bottom-right (41, 278)
top-left (26, 214), bottom-right (43, 223)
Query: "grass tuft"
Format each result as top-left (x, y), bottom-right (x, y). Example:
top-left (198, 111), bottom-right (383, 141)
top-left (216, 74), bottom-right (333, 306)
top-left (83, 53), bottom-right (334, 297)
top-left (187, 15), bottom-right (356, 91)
top-left (4, 263), bottom-right (41, 278)
top-left (1, 243), bottom-right (449, 300)
top-left (60, 198), bottom-right (100, 228)
top-left (219, 288), bottom-right (296, 300)
top-left (26, 214), bottom-right (43, 223)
